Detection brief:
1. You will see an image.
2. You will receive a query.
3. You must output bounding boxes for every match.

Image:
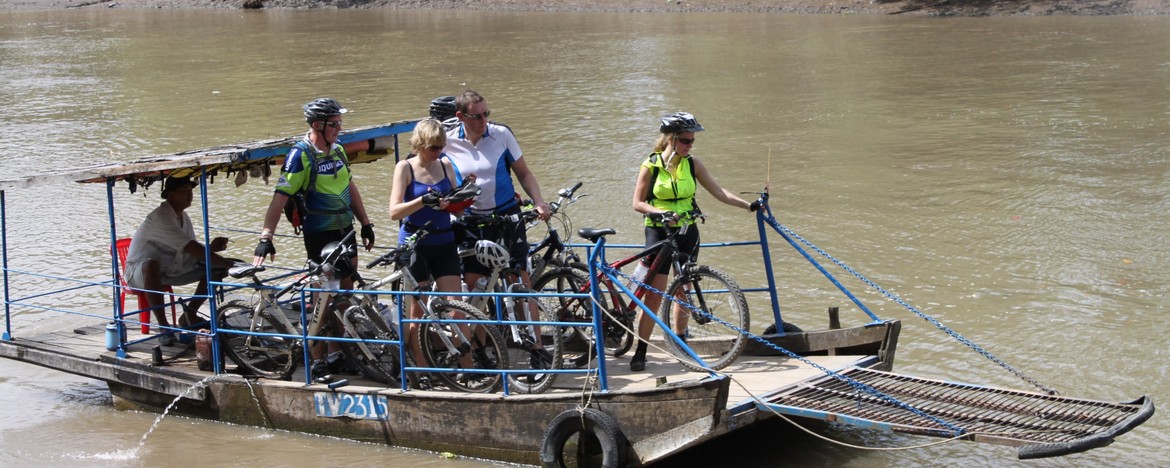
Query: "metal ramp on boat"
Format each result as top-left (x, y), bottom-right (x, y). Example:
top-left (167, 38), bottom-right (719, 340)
top-left (756, 367), bottom-right (1154, 459)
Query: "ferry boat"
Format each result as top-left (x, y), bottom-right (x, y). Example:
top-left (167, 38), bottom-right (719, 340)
top-left (0, 119), bottom-right (1153, 466)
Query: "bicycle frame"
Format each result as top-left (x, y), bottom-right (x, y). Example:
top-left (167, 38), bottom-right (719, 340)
top-left (584, 232), bottom-right (715, 379)
top-left (571, 219), bottom-right (694, 329)
top-left (364, 231), bottom-right (484, 387)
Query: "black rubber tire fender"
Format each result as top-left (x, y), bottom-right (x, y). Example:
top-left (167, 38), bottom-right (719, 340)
top-left (540, 408), bottom-right (629, 468)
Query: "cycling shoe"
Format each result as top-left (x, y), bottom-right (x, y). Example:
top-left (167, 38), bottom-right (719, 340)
top-left (310, 359), bottom-right (334, 384)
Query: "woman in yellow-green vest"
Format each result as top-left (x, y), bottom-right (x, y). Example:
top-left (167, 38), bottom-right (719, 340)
top-left (628, 111), bottom-right (760, 372)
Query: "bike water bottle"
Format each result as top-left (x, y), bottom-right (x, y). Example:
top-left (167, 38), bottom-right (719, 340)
top-left (377, 302), bottom-right (398, 329)
top-left (473, 277), bottom-right (489, 293)
top-left (626, 261), bottom-right (650, 290)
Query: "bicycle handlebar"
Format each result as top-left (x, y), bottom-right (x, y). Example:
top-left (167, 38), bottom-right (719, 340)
top-left (645, 209), bottom-right (704, 225)
top-left (460, 210), bottom-right (539, 228)
top-left (365, 221), bottom-right (435, 268)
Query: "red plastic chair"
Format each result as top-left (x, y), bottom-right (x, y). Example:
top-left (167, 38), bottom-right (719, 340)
top-left (113, 238), bottom-right (177, 334)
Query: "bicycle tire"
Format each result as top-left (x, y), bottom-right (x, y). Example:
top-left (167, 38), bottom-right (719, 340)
top-left (657, 265), bottom-right (750, 372)
top-left (505, 285), bottom-right (561, 394)
top-left (417, 299), bottom-right (509, 393)
top-left (339, 303), bottom-right (402, 385)
top-left (217, 299), bottom-right (299, 380)
top-left (533, 267), bottom-right (633, 360)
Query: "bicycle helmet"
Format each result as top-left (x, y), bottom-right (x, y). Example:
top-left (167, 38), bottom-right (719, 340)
top-left (444, 181), bottom-right (480, 214)
top-left (318, 240), bottom-right (356, 278)
top-left (659, 111), bottom-right (705, 134)
top-left (303, 98), bottom-right (348, 123)
top-left (428, 96), bottom-right (457, 121)
top-left (474, 240), bottom-right (511, 271)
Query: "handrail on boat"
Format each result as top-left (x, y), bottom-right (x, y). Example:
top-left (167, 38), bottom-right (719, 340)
top-left (0, 120), bottom-right (897, 394)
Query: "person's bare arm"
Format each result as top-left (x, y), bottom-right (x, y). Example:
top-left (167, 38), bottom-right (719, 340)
top-left (693, 157), bottom-right (751, 211)
top-left (511, 158), bottom-right (551, 219)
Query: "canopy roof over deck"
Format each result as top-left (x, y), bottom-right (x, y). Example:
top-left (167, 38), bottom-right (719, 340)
top-left (0, 120), bottom-right (417, 192)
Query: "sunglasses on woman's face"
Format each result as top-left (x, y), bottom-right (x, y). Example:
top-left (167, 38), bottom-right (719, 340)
top-left (676, 137), bottom-right (695, 145)
top-left (426, 145), bottom-right (444, 151)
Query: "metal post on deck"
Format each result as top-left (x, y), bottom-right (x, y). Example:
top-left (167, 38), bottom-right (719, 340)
top-left (195, 168), bottom-right (223, 374)
top-left (2, 190), bottom-right (11, 341)
top-left (756, 205), bottom-right (784, 332)
top-left (106, 178), bottom-right (127, 357)
top-left (586, 243), bottom-right (609, 391)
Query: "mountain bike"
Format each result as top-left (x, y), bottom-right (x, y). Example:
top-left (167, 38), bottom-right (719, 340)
top-left (364, 226), bottom-right (508, 393)
top-left (535, 210), bottom-right (750, 372)
top-left (216, 230), bottom-right (369, 381)
top-left (458, 210), bottom-right (561, 394)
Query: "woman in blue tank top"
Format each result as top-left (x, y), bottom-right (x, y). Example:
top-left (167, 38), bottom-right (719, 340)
top-left (389, 118), bottom-right (466, 371)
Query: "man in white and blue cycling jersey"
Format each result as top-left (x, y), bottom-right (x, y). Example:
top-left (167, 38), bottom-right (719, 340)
top-left (444, 90), bottom-right (551, 278)
top-left (443, 90), bottom-right (552, 356)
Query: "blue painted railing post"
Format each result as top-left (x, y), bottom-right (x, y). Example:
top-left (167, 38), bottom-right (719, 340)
top-left (757, 201), bottom-right (784, 333)
top-left (587, 240), bottom-right (609, 391)
top-left (195, 168), bottom-right (224, 374)
top-left (1, 190), bottom-right (11, 341)
top-left (106, 178), bottom-right (126, 358)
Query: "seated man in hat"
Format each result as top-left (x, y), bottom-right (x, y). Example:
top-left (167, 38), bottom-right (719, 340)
top-left (124, 176), bottom-right (234, 344)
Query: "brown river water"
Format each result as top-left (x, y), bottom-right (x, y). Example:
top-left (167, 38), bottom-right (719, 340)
top-left (1, 9), bottom-right (1168, 467)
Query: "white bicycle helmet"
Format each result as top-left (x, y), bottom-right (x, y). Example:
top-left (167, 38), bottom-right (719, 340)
top-left (474, 240), bottom-right (511, 271)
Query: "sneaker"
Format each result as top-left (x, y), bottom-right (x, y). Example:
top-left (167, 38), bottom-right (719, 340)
top-left (629, 354), bottom-right (646, 372)
top-left (409, 374), bottom-right (433, 390)
top-left (158, 333), bottom-right (177, 347)
top-left (310, 359), bottom-right (333, 384)
top-left (326, 351), bottom-right (355, 374)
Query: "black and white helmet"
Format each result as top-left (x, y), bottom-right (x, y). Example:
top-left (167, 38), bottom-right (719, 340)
top-left (659, 111), bottom-right (705, 134)
top-left (474, 240), bottom-right (511, 271)
top-left (303, 98), bottom-right (348, 123)
top-left (429, 96), bottom-right (457, 121)
top-left (318, 240), bottom-right (356, 279)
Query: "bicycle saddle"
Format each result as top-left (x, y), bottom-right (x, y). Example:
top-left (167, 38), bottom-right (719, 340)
top-left (228, 264), bottom-right (266, 279)
top-left (577, 227), bottom-right (616, 243)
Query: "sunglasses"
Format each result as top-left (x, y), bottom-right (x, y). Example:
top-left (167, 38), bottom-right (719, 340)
top-left (676, 137), bottom-right (695, 145)
top-left (462, 110), bottom-right (491, 121)
top-left (426, 144), bottom-right (444, 151)
top-left (321, 121), bottom-right (343, 129)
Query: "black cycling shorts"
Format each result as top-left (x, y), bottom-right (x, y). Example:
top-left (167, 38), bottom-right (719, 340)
top-left (642, 224), bottom-right (699, 275)
top-left (408, 242), bottom-right (463, 283)
top-left (303, 226), bottom-right (357, 264)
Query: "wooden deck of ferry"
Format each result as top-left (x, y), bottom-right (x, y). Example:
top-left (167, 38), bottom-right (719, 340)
top-left (5, 318), bottom-right (878, 405)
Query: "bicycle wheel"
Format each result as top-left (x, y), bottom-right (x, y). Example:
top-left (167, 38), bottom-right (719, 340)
top-left (534, 266), bottom-right (632, 360)
top-left (657, 265), bottom-right (750, 372)
top-left (339, 303), bottom-right (402, 385)
top-left (217, 299), bottom-right (298, 380)
top-left (417, 299), bottom-right (509, 393)
top-left (504, 286), bottom-right (561, 394)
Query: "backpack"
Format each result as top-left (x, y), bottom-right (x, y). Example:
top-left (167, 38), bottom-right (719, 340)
top-left (283, 141), bottom-right (349, 234)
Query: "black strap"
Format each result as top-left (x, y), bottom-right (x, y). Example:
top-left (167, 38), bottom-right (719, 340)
top-left (405, 159), bottom-right (451, 186)
top-left (405, 221), bottom-right (452, 234)
top-left (307, 208), bottom-right (351, 216)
